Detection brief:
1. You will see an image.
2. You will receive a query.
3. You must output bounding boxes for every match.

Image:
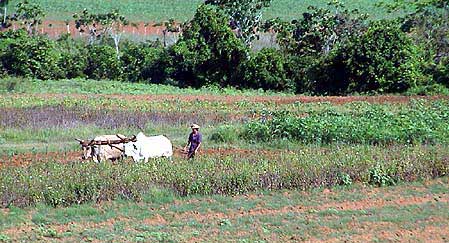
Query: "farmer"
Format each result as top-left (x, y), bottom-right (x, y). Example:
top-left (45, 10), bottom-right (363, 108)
top-left (183, 124), bottom-right (202, 159)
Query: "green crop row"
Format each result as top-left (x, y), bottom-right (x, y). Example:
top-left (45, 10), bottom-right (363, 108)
top-left (239, 100), bottom-right (449, 145)
top-left (1, 145), bottom-right (447, 208)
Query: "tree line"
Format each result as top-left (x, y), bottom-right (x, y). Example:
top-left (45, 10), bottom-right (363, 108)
top-left (0, 0), bottom-right (448, 95)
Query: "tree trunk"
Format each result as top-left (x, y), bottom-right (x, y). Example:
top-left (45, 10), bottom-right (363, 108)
top-left (3, 6), bottom-right (6, 24)
top-left (112, 33), bottom-right (121, 59)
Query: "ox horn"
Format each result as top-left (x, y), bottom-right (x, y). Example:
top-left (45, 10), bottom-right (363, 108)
top-left (116, 134), bottom-right (126, 140)
top-left (88, 139), bottom-right (95, 146)
top-left (130, 135), bottom-right (137, 142)
top-left (75, 138), bottom-right (84, 143)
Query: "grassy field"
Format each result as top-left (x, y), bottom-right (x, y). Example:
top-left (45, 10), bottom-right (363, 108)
top-left (1, 178), bottom-right (448, 242)
top-left (6, 0), bottom-right (401, 21)
top-left (0, 78), bottom-right (448, 242)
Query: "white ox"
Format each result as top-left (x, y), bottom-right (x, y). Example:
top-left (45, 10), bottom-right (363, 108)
top-left (76, 134), bottom-right (126, 163)
top-left (124, 132), bottom-right (173, 162)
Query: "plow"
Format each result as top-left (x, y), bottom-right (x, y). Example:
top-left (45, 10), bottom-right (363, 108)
top-left (76, 134), bottom-right (137, 147)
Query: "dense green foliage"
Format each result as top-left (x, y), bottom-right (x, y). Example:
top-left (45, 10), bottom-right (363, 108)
top-left (0, 0), bottom-right (447, 94)
top-left (1, 145), bottom-right (447, 207)
top-left (343, 21), bottom-right (425, 93)
top-left (205, 0), bottom-right (272, 46)
top-left (242, 100), bottom-right (449, 144)
top-left (238, 48), bottom-right (292, 91)
top-left (0, 29), bottom-right (60, 79)
top-left (169, 4), bottom-right (248, 87)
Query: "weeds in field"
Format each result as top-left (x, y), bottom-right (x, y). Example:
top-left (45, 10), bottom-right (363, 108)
top-left (1, 145), bottom-right (447, 208)
top-left (0, 234), bottom-right (10, 242)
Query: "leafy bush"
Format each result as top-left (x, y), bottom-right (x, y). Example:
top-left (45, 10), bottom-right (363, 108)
top-left (434, 57), bottom-right (449, 87)
top-left (238, 48), bottom-right (293, 91)
top-left (368, 164), bottom-right (397, 187)
top-left (120, 41), bottom-right (168, 83)
top-left (296, 21), bottom-right (427, 95)
top-left (343, 21), bottom-right (427, 93)
top-left (56, 34), bottom-right (88, 79)
top-left (0, 29), bottom-right (61, 79)
top-left (209, 124), bottom-right (239, 143)
top-left (84, 44), bottom-right (122, 80)
top-left (169, 4), bottom-right (248, 87)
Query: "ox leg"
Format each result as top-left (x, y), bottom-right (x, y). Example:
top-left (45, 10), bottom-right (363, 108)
top-left (92, 155), bottom-right (100, 163)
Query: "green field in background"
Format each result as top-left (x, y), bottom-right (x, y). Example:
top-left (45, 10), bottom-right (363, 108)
top-left (6, 0), bottom-right (401, 21)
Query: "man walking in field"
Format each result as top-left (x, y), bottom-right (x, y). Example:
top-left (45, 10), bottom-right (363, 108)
top-left (184, 124), bottom-right (202, 159)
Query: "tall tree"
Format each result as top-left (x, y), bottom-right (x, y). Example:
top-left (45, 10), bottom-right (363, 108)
top-left (9, 0), bottom-right (45, 35)
top-left (74, 9), bottom-right (129, 57)
top-left (379, 0), bottom-right (449, 62)
top-left (0, 0), bottom-right (8, 28)
top-left (205, 0), bottom-right (271, 47)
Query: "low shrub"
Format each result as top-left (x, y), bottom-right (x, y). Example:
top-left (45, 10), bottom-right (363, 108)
top-left (238, 48), bottom-right (293, 91)
top-left (209, 124), bottom-right (239, 143)
top-left (56, 34), bottom-right (88, 79)
top-left (84, 45), bottom-right (123, 80)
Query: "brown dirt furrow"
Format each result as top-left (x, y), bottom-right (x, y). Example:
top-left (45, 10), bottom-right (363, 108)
top-left (172, 193), bottom-right (448, 223)
top-left (1, 193), bottom-right (447, 240)
top-left (306, 218), bottom-right (449, 243)
top-left (0, 148), bottom-right (283, 168)
top-left (4, 93), bottom-right (449, 105)
top-left (0, 151), bottom-right (82, 168)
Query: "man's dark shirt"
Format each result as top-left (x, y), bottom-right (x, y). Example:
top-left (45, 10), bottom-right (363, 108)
top-left (188, 132), bottom-right (202, 153)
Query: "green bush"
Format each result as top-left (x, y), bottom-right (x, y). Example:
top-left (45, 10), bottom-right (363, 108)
top-left (0, 30), bottom-right (61, 79)
top-left (209, 124), bottom-right (239, 143)
top-left (343, 21), bottom-right (426, 93)
top-left (299, 51), bottom-right (349, 95)
top-left (238, 48), bottom-right (293, 91)
top-left (84, 45), bottom-right (123, 80)
top-left (169, 4), bottom-right (248, 88)
top-left (56, 34), bottom-right (88, 79)
top-left (434, 57), bottom-right (449, 87)
top-left (121, 41), bottom-right (169, 83)
top-left (296, 21), bottom-right (428, 95)
top-left (368, 164), bottom-right (397, 187)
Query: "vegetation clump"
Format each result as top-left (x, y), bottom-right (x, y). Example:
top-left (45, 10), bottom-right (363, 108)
top-left (0, 0), bottom-right (447, 95)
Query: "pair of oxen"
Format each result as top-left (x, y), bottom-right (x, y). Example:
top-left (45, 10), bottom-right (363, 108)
top-left (76, 132), bottom-right (173, 162)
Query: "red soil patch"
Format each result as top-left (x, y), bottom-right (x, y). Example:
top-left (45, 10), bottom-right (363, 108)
top-left (307, 219), bottom-right (449, 243)
top-left (0, 147), bottom-right (282, 168)
top-left (7, 20), bottom-right (169, 38)
top-left (171, 193), bottom-right (449, 223)
top-left (0, 151), bottom-right (82, 168)
top-left (143, 214), bottom-right (167, 225)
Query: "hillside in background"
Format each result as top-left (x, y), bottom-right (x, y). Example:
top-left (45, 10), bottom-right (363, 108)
top-left (6, 0), bottom-right (401, 21)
